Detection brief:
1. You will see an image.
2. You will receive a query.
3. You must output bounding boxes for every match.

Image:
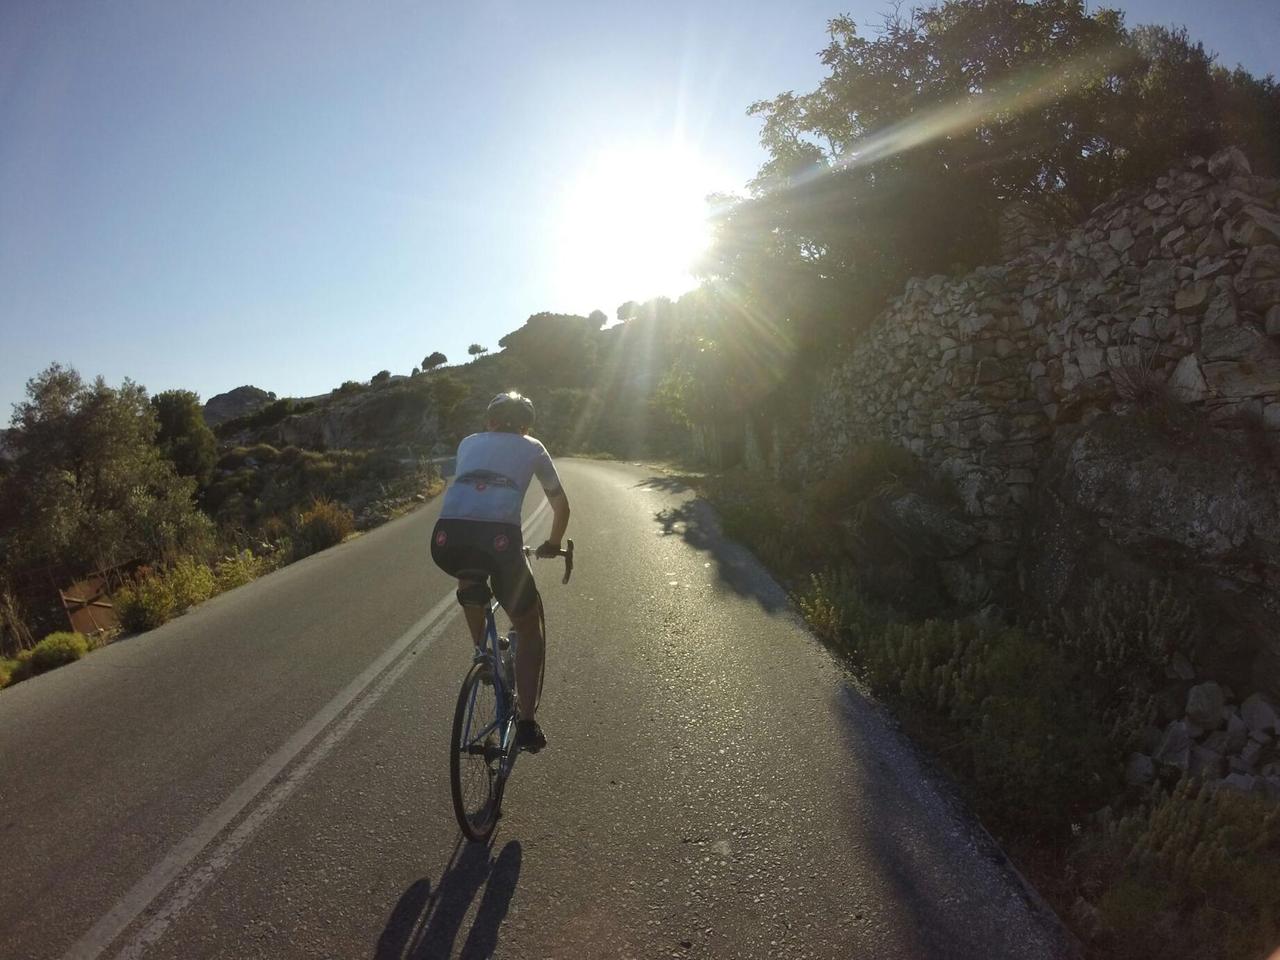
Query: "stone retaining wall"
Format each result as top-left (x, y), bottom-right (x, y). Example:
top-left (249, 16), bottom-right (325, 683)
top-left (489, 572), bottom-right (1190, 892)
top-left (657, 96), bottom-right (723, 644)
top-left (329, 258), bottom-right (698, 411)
top-left (806, 147), bottom-right (1280, 564)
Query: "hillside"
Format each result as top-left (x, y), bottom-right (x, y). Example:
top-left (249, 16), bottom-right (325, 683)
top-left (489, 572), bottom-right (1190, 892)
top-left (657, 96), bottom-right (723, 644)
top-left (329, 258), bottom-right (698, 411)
top-left (201, 385), bottom-right (275, 426)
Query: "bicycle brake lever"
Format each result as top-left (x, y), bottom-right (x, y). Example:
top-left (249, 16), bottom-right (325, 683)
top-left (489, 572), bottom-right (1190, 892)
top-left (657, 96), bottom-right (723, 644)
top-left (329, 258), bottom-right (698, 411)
top-left (562, 538), bottom-right (574, 584)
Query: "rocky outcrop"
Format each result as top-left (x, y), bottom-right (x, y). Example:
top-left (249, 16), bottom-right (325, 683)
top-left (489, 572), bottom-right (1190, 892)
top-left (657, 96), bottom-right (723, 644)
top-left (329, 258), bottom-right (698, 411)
top-left (1029, 413), bottom-right (1280, 694)
top-left (202, 385), bottom-right (274, 426)
top-left (267, 384), bottom-right (443, 451)
top-left (802, 147), bottom-right (1280, 696)
top-left (1130, 681), bottom-right (1280, 801)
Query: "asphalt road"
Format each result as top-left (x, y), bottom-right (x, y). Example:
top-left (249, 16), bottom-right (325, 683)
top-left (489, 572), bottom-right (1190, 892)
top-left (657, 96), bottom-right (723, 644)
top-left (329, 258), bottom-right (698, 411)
top-left (0, 459), bottom-right (1073, 960)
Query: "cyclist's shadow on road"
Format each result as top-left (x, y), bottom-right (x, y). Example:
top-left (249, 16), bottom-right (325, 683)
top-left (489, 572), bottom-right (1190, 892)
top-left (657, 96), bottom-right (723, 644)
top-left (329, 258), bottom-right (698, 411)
top-left (374, 838), bottom-right (521, 960)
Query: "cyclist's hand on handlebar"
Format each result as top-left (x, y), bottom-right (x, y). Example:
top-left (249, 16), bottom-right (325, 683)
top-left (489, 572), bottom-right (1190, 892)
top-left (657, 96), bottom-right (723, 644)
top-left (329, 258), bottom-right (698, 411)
top-left (534, 540), bottom-right (562, 559)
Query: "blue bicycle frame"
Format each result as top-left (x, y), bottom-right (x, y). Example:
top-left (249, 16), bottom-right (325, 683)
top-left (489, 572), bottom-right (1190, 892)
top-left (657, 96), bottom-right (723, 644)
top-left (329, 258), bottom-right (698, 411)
top-left (450, 538), bottom-right (572, 840)
top-left (460, 598), bottom-right (519, 778)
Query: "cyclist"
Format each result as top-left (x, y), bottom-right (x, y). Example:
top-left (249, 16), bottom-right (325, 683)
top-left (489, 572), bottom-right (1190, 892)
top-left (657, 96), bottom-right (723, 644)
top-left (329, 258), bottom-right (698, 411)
top-left (430, 391), bottom-right (570, 754)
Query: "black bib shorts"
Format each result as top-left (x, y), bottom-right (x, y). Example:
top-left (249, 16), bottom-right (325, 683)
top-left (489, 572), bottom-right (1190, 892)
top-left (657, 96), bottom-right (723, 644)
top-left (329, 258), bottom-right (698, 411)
top-left (430, 518), bottom-right (539, 616)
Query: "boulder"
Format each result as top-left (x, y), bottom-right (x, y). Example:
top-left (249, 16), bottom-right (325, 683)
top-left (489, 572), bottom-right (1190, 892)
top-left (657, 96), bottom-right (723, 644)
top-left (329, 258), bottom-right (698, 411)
top-left (1186, 682), bottom-right (1226, 729)
top-left (1125, 752), bottom-right (1155, 786)
top-left (865, 491), bottom-right (982, 560)
top-left (1222, 772), bottom-right (1258, 794)
top-left (1226, 712), bottom-right (1250, 752)
top-left (1167, 355), bottom-right (1208, 403)
top-left (1153, 720), bottom-right (1192, 770)
top-left (1189, 744), bottom-right (1225, 779)
top-left (1200, 324), bottom-right (1262, 362)
top-left (1242, 693), bottom-right (1279, 734)
top-left (1208, 147), bottom-right (1251, 179)
top-left (1024, 414), bottom-right (1280, 699)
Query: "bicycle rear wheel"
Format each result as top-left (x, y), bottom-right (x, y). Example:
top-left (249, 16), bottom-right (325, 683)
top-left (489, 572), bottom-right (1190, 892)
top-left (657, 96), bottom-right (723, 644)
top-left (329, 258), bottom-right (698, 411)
top-left (449, 660), bottom-right (505, 842)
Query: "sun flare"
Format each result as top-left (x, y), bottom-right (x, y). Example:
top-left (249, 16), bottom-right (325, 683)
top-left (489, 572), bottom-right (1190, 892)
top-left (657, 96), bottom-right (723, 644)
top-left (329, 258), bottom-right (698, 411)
top-left (553, 145), bottom-right (724, 312)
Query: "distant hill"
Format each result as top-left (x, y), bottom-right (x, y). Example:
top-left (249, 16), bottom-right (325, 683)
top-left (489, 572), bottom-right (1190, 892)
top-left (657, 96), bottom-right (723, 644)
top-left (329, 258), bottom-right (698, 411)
top-left (202, 386), bottom-right (274, 426)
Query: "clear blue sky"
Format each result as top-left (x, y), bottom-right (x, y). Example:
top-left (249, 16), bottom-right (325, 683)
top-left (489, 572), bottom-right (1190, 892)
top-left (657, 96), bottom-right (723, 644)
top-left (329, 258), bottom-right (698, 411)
top-left (1, 0), bottom-right (1276, 414)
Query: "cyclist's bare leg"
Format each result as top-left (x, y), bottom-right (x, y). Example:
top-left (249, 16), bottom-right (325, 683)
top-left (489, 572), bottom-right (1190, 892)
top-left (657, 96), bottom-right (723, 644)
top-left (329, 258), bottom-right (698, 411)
top-left (509, 601), bottom-right (545, 719)
top-left (457, 579), bottom-right (487, 650)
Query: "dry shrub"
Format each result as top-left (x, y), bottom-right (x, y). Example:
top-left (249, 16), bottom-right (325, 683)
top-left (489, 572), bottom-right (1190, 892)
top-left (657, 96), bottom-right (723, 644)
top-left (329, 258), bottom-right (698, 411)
top-left (294, 497), bottom-right (355, 557)
top-left (0, 587), bottom-right (35, 658)
top-left (794, 569), bottom-right (872, 649)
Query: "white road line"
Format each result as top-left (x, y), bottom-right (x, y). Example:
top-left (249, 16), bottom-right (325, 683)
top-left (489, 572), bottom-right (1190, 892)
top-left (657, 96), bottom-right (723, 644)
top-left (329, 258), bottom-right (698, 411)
top-left (63, 500), bottom-right (552, 960)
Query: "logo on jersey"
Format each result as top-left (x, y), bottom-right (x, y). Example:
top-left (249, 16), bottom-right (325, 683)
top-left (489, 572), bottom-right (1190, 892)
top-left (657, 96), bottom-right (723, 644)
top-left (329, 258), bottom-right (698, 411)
top-left (493, 534), bottom-right (510, 552)
top-left (435, 530), bottom-right (448, 547)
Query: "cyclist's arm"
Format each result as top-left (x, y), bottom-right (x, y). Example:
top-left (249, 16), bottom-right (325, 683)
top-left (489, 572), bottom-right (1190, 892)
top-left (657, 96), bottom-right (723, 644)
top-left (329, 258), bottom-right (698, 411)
top-left (546, 489), bottom-right (570, 548)
top-left (531, 442), bottom-right (569, 548)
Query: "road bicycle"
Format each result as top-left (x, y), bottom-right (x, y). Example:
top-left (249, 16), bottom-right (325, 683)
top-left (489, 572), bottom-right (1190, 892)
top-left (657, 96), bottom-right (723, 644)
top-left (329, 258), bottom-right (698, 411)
top-left (448, 540), bottom-right (574, 842)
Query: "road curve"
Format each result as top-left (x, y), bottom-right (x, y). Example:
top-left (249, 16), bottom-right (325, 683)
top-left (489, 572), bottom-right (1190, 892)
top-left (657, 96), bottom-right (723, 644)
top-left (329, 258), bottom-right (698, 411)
top-left (0, 459), bottom-right (1073, 959)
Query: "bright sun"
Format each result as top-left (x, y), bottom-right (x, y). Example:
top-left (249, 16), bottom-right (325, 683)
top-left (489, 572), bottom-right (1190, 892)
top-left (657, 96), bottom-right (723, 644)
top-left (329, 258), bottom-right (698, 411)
top-left (553, 144), bottom-right (725, 312)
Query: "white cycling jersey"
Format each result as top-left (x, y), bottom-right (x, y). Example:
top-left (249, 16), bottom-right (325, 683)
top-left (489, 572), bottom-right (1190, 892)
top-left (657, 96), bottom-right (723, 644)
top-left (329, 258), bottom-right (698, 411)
top-left (438, 431), bottom-right (563, 527)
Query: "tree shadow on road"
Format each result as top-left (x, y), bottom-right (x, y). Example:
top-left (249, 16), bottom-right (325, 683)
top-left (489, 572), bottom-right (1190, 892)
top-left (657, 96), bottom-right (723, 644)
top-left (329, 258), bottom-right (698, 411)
top-left (632, 474), bottom-right (694, 494)
top-left (635, 477), bottom-right (789, 614)
top-left (374, 837), bottom-right (522, 960)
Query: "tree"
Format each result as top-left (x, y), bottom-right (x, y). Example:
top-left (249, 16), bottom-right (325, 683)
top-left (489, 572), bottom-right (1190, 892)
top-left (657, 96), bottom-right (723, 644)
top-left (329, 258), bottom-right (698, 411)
top-left (371, 369), bottom-right (392, 385)
top-left (0, 364), bottom-right (212, 574)
top-left (616, 301), bottom-right (639, 322)
top-left (422, 351), bottom-right (448, 371)
top-left (467, 344), bottom-right (488, 357)
top-left (706, 0), bottom-right (1280, 354)
top-left (498, 313), bottom-right (600, 387)
top-left (151, 390), bottom-right (216, 489)
top-left (428, 373), bottom-right (470, 416)
top-left (587, 309), bottom-right (608, 328)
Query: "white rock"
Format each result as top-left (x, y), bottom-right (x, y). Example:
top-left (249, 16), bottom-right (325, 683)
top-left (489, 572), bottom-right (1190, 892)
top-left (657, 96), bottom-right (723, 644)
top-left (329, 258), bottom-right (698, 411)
top-left (1154, 720), bottom-right (1191, 769)
top-left (1168, 354), bottom-right (1208, 403)
top-left (1186, 681), bottom-right (1226, 729)
top-left (1208, 146), bottom-right (1251, 179)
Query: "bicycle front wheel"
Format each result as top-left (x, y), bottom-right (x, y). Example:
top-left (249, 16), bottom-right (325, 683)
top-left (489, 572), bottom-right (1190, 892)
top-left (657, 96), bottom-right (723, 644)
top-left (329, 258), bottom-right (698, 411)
top-left (449, 660), bottom-right (504, 842)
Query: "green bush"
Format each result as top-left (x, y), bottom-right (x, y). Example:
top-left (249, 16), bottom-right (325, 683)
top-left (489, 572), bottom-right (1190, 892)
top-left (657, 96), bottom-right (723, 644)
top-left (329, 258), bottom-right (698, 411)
top-left (700, 471), bottom-right (824, 578)
top-left (115, 557), bottom-right (220, 632)
top-left (30, 632), bottom-right (90, 673)
top-left (4, 649), bottom-right (35, 686)
top-left (0, 657), bottom-right (18, 687)
top-left (1079, 778), bottom-right (1280, 960)
top-left (294, 498), bottom-right (354, 556)
top-left (245, 443), bottom-right (280, 463)
top-left (807, 442), bottom-right (925, 520)
top-left (114, 576), bottom-right (175, 632)
top-left (794, 569), bottom-right (874, 649)
top-left (167, 556), bottom-right (217, 610)
top-left (215, 549), bottom-right (266, 591)
top-left (1051, 579), bottom-right (1201, 748)
top-left (847, 615), bottom-right (1115, 835)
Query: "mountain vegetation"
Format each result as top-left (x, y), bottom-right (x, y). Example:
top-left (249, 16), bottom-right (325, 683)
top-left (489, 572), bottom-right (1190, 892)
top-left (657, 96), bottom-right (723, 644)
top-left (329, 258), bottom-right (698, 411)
top-left (2, 3), bottom-right (1278, 953)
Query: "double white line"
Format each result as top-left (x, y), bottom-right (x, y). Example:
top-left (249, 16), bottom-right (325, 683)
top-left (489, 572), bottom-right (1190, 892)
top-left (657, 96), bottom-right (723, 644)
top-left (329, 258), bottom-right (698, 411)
top-left (63, 499), bottom-right (552, 960)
